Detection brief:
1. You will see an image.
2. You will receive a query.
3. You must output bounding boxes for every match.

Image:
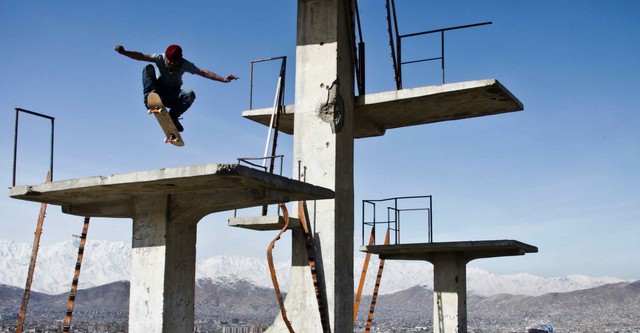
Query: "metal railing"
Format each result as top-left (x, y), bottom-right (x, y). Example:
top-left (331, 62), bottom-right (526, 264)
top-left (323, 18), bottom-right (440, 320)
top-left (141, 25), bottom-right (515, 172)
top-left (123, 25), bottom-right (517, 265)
top-left (386, 0), bottom-right (491, 89)
top-left (235, 155), bottom-right (285, 217)
top-left (249, 56), bottom-right (287, 111)
top-left (237, 155), bottom-right (284, 175)
top-left (12, 108), bottom-right (55, 187)
top-left (362, 195), bottom-right (433, 246)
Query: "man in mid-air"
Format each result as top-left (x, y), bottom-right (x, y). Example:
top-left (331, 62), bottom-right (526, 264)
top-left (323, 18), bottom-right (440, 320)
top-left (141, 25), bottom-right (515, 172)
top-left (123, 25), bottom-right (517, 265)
top-left (115, 44), bottom-right (237, 132)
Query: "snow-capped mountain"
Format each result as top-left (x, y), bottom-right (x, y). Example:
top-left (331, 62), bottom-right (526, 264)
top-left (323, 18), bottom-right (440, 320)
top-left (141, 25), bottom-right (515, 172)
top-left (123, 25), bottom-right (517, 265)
top-left (0, 239), bottom-right (626, 296)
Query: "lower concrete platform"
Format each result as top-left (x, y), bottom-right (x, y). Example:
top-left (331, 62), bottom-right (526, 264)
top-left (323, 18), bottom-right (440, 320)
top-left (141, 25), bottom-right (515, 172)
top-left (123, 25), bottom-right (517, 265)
top-left (9, 163), bottom-right (334, 333)
top-left (360, 239), bottom-right (537, 261)
top-left (229, 214), bottom-right (301, 230)
top-left (360, 240), bottom-right (537, 333)
top-left (243, 79), bottom-right (523, 138)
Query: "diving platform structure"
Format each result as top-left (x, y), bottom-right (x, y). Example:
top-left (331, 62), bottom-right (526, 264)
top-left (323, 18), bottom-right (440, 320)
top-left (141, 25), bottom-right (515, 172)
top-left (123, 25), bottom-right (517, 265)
top-left (10, 1), bottom-right (535, 332)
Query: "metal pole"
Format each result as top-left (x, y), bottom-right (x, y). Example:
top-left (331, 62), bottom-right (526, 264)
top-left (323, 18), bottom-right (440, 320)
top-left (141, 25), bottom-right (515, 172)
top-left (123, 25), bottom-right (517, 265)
top-left (441, 31), bottom-right (446, 84)
top-left (12, 110), bottom-right (19, 187)
top-left (249, 61), bottom-right (255, 109)
top-left (50, 118), bottom-right (55, 181)
top-left (12, 108), bottom-right (55, 186)
top-left (429, 196), bottom-right (433, 243)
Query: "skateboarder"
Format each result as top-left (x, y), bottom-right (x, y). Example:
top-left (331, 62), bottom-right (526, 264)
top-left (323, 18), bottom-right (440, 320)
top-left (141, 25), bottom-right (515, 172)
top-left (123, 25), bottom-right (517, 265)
top-left (115, 44), bottom-right (237, 132)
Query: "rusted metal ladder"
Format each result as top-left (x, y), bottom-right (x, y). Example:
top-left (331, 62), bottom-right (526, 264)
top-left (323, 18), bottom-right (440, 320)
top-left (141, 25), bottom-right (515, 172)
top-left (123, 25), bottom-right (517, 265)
top-left (354, 228), bottom-right (375, 324)
top-left (365, 229), bottom-right (389, 332)
top-left (353, 228), bottom-right (390, 332)
top-left (62, 216), bottom-right (90, 333)
top-left (16, 172), bottom-right (51, 333)
top-left (299, 200), bottom-right (331, 333)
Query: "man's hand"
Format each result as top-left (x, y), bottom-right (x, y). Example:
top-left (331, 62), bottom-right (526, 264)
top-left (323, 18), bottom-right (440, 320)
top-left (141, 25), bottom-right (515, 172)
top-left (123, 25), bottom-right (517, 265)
top-left (114, 45), bottom-right (125, 54)
top-left (223, 75), bottom-right (239, 83)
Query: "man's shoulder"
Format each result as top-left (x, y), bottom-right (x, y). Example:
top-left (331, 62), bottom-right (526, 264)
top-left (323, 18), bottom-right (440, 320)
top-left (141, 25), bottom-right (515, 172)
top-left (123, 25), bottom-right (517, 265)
top-left (182, 58), bottom-right (199, 74)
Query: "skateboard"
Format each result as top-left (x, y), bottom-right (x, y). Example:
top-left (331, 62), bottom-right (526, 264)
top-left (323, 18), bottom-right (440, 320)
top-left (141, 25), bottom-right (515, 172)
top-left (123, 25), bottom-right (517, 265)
top-left (146, 92), bottom-right (185, 147)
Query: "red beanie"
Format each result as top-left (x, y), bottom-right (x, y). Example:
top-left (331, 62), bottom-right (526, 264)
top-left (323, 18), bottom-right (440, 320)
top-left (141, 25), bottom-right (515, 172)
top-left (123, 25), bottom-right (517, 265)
top-left (165, 45), bottom-right (183, 61)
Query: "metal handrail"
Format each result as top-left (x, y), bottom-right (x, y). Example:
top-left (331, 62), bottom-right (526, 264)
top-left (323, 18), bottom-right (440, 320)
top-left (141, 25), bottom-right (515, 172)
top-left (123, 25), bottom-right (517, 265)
top-left (386, 0), bottom-right (492, 88)
top-left (237, 155), bottom-right (284, 176)
top-left (397, 21), bottom-right (492, 86)
top-left (235, 155), bottom-right (285, 217)
top-left (249, 56), bottom-right (287, 110)
top-left (12, 108), bottom-right (55, 187)
top-left (362, 195), bottom-right (433, 246)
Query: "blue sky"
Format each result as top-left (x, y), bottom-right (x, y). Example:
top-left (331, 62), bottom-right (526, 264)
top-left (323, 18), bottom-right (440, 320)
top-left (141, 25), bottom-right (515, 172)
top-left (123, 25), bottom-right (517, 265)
top-left (1, 1), bottom-right (638, 280)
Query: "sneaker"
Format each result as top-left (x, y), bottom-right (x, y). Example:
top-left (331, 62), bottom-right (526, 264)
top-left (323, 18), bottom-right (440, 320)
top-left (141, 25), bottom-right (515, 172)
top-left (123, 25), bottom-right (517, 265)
top-left (168, 108), bottom-right (184, 132)
top-left (172, 116), bottom-right (184, 132)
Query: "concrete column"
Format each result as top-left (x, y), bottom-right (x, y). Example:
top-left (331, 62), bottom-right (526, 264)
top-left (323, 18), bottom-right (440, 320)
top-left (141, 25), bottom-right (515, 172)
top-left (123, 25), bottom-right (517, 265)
top-left (271, 0), bottom-right (355, 331)
top-left (432, 254), bottom-right (468, 333)
top-left (129, 195), bottom-right (198, 333)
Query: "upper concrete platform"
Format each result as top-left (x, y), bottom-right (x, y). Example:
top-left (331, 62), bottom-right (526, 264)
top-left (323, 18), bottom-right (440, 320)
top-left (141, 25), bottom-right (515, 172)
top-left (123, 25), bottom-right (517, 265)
top-left (243, 79), bottom-right (523, 138)
top-left (9, 163), bottom-right (334, 218)
top-left (360, 240), bottom-right (537, 262)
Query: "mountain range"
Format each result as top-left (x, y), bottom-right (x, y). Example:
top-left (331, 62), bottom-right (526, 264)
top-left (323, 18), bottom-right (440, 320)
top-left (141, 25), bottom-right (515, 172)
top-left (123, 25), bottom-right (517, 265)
top-left (2, 279), bottom-right (639, 332)
top-left (0, 239), bottom-right (628, 296)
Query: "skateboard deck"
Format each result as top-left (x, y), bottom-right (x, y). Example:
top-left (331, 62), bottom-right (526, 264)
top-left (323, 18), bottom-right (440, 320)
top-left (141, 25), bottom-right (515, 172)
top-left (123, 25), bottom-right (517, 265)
top-left (146, 92), bottom-right (185, 147)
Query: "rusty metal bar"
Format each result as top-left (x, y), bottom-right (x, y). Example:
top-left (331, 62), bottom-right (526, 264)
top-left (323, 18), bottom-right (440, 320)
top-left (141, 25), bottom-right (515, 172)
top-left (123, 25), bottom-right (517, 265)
top-left (352, 0), bottom-right (365, 95)
top-left (385, 0), bottom-right (402, 90)
top-left (299, 201), bottom-right (331, 333)
top-left (15, 172), bottom-right (51, 333)
top-left (62, 217), bottom-right (90, 333)
top-left (354, 227), bottom-right (375, 325)
top-left (364, 229), bottom-right (390, 332)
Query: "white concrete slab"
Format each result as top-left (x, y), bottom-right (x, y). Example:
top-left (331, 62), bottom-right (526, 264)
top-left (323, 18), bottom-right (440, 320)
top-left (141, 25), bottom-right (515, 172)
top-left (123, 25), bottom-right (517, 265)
top-left (9, 163), bottom-right (334, 218)
top-left (228, 215), bottom-right (301, 230)
top-left (243, 79), bottom-right (523, 138)
top-left (360, 239), bottom-right (537, 261)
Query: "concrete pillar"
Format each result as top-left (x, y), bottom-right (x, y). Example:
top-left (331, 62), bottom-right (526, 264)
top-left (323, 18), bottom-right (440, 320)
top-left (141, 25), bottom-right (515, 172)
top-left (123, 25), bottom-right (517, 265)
top-left (129, 195), bottom-right (198, 333)
top-left (269, 0), bottom-right (355, 331)
top-left (432, 254), bottom-right (468, 333)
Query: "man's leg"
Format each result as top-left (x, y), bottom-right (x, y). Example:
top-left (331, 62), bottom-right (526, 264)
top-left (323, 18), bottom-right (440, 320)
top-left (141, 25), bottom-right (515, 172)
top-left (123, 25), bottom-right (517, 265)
top-left (167, 90), bottom-right (196, 132)
top-left (172, 90), bottom-right (196, 117)
top-left (142, 65), bottom-right (157, 107)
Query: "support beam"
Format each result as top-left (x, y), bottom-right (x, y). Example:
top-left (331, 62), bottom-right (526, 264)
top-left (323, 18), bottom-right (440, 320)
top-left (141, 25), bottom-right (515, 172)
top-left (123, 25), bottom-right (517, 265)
top-left (432, 253), bottom-right (468, 333)
top-left (267, 1), bottom-right (356, 331)
top-left (129, 195), bottom-right (198, 333)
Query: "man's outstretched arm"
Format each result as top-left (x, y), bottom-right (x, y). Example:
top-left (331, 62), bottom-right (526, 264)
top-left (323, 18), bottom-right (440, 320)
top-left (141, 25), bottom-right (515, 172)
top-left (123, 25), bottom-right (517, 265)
top-left (114, 45), bottom-right (155, 62)
top-left (198, 69), bottom-right (238, 83)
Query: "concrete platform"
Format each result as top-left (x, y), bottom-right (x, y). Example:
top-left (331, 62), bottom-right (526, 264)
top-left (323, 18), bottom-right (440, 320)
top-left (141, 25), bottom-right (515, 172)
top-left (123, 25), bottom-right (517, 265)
top-left (361, 240), bottom-right (537, 333)
top-left (229, 215), bottom-right (301, 230)
top-left (9, 163), bottom-right (334, 218)
top-left (360, 239), bottom-right (538, 261)
top-left (243, 79), bottom-right (523, 138)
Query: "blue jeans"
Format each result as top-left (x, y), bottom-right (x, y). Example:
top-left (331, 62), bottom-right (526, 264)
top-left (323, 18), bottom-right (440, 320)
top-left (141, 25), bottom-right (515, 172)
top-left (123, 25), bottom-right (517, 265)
top-left (143, 65), bottom-right (195, 118)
